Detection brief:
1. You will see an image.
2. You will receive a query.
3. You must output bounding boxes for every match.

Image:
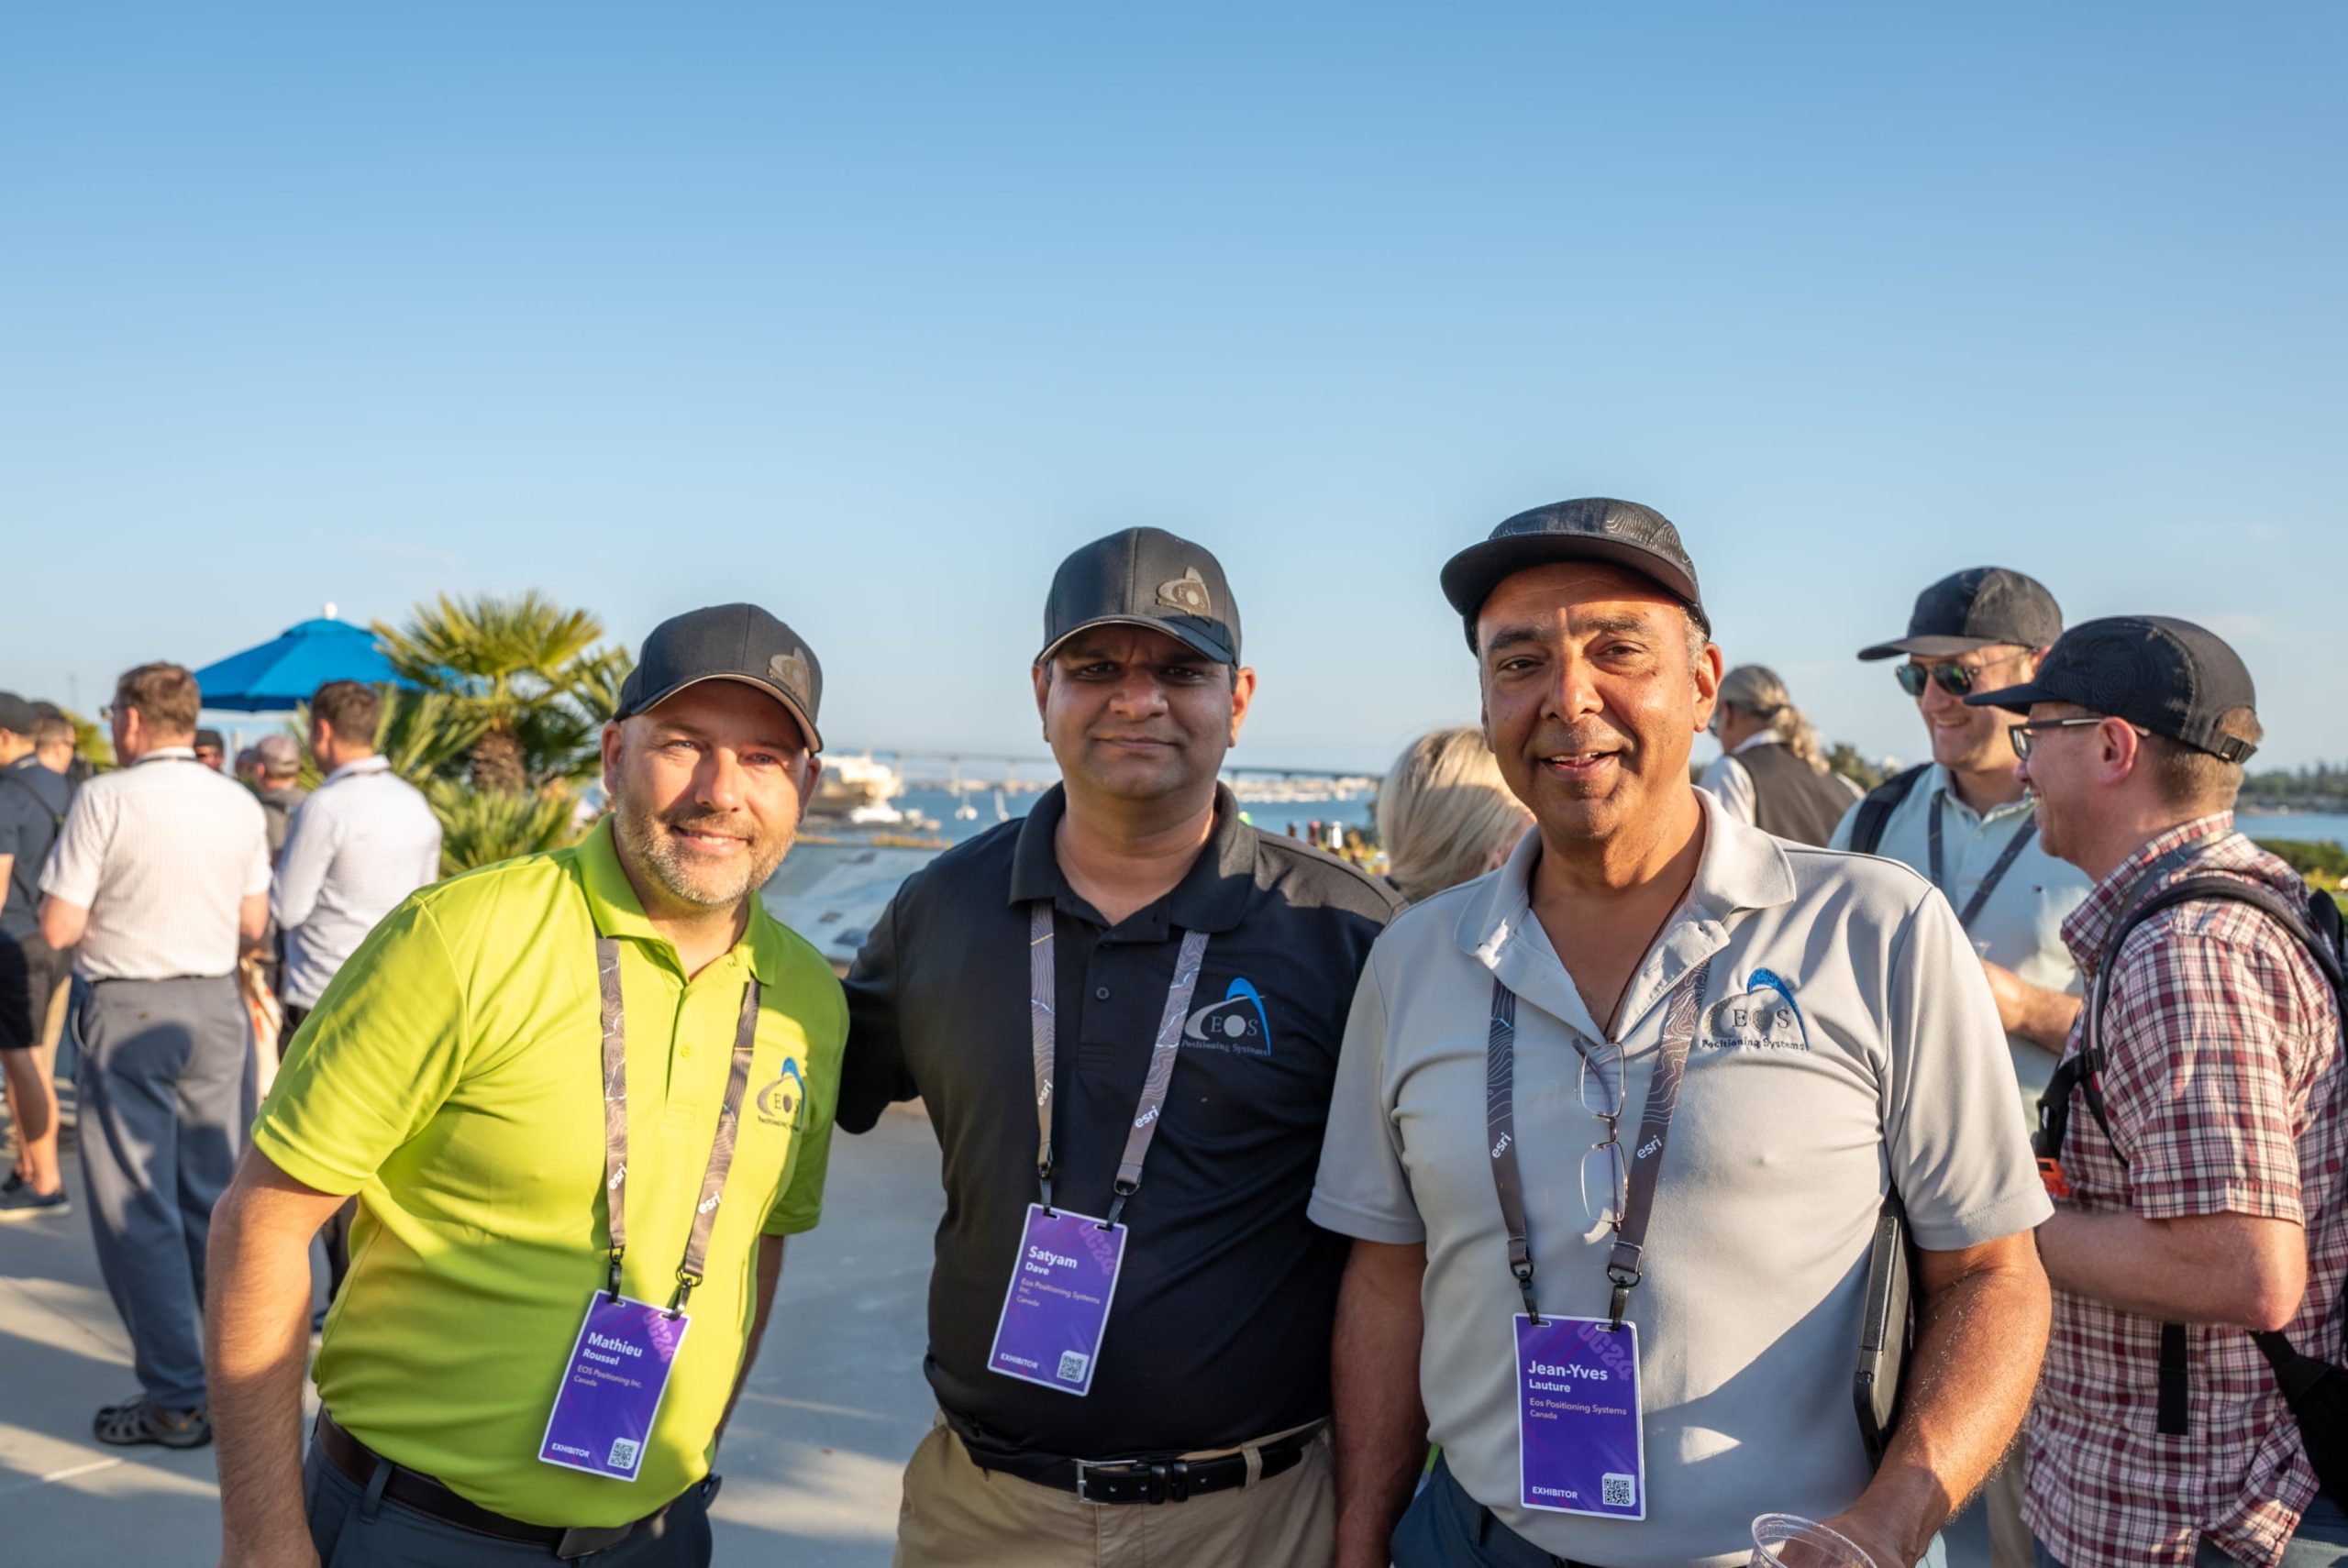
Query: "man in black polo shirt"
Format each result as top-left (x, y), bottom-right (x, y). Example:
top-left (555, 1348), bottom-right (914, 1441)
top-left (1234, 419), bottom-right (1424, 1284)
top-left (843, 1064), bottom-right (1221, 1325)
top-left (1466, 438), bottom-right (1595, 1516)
top-left (0, 690), bottom-right (75, 1220)
top-left (836, 527), bottom-right (1399, 1568)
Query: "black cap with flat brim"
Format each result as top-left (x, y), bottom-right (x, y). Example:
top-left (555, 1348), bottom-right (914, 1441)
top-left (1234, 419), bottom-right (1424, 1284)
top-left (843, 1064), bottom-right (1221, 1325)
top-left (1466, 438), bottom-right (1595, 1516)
top-left (1858, 567), bottom-right (2062, 661)
top-left (1439, 498), bottom-right (1707, 652)
top-left (1039, 527), bottom-right (1240, 666)
top-left (616, 602), bottom-right (825, 753)
top-left (1966, 614), bottom-right (2259, 762)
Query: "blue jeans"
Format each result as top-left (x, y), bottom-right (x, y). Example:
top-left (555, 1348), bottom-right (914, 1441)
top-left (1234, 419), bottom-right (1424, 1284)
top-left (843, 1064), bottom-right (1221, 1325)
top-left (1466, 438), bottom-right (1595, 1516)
top-left (2035, 1494), bottom-right (2348, 1568)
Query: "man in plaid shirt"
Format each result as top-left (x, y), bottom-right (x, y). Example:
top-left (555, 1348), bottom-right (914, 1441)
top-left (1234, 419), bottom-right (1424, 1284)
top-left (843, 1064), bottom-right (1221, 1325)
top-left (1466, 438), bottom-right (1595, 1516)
top-left (1968, 617), bottom-right (2348, 1568)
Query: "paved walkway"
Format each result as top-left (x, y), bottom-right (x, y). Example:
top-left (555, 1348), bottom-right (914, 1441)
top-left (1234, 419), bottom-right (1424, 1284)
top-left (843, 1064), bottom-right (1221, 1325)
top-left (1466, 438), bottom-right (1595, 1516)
top-left (0, 1104), bottom-right (942, 1565)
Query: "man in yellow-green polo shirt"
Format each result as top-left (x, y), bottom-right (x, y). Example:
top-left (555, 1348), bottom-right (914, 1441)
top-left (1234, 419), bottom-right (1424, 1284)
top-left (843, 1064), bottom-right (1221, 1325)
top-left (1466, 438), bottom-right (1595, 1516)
top-left (205, 603), bottom-right (845, 1568)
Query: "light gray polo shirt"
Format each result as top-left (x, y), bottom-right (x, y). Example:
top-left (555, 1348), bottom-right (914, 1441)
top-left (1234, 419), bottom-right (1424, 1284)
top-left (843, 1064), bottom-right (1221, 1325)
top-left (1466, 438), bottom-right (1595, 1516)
top-left (1311, 790), bottom-right (2049, 1568)
top-left (1828, 766), bottom-right (2092, 1113)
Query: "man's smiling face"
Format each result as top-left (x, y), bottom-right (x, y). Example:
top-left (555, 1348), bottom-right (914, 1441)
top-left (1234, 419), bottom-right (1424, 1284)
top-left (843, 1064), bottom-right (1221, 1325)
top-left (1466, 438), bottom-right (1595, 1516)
top-left (1477, 562), bottom-right (1720, 846)
top-left (603, 679), bottom-right (817, 916)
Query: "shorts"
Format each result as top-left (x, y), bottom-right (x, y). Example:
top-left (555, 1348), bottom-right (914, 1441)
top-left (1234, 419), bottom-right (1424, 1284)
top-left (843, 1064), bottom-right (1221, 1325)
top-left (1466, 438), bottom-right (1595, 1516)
top-left (0, 933), bottom-right (73, 1052)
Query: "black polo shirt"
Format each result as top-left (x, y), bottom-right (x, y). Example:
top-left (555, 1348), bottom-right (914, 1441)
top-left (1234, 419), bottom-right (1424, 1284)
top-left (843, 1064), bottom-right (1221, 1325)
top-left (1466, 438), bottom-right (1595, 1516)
top-left (836, 784), bottom-right (1399, 1458)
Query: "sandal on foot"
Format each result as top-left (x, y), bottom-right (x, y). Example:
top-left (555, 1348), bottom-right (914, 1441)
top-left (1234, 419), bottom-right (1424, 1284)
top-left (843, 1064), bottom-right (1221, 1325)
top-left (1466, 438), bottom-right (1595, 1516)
top-left (93, 1397), bottom-right (211, 1449)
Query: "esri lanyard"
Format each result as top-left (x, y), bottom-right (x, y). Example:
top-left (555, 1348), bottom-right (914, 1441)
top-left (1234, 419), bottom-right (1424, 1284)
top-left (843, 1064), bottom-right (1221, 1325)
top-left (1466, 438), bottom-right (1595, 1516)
top-left (1026, 901), bottom-right (1209, 1227)
top-left (1928, 792), bottom-right (2038, 930)
top-left (1487, 957), bottom-right (1713, 1330)
top-left (594, 936), bottom-right (761, 1314)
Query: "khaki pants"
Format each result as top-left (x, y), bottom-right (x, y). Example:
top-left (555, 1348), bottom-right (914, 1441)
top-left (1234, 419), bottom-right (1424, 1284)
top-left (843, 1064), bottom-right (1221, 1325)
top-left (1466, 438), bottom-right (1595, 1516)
top-left (893, 1416), bottom-right (1335, 1568)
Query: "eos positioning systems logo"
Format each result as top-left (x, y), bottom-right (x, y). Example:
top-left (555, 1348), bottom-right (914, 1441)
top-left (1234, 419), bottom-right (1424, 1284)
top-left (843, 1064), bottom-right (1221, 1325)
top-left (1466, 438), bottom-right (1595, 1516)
top-left (1182, 978), bottom-right (1271, 1056)
top-left (755, 1059), bottom-right (807, 1130)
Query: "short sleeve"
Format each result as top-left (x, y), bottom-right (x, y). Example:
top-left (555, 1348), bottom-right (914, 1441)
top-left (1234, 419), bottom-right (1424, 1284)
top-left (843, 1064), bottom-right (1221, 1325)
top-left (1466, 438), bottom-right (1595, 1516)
top-left (763, 965), bottom-right (847, 1236)
top-left (37, 787), bottom-right (109, 907)
top-left (1881, 886), bottom-right (2054, 1250)
top-left (1695, 755), bottom-right (1756, 826)
top-left (2104, 933), bottom-right (2309, 1223)
top-left (1309, 957), bottom-right (1426, 1244)
top-left (241, 797), bottom-right (272, 897)
top-left (835, 881), bottom-right (918, 1134)
top-left (249, 896), bottom-right (470, 1195)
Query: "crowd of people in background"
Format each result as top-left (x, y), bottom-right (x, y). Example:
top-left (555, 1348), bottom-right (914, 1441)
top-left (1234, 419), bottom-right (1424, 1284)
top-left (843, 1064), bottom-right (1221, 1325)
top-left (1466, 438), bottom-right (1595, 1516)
top-left (1, 499), bottom-right (2342, 1568)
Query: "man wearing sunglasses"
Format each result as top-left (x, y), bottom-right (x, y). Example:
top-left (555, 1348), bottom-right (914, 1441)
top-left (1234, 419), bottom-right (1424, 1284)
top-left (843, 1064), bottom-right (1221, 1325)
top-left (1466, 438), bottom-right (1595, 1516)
top-left (1315, 499), bottom-right (2052, 1568)
top-left (1962, 617), bottom-right (2347, 1568)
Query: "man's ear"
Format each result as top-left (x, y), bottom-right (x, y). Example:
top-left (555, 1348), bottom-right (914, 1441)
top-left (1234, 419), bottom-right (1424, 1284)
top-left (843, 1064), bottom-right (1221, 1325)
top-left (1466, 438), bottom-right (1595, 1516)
top-left (599, 720), bottom-right (625, 800)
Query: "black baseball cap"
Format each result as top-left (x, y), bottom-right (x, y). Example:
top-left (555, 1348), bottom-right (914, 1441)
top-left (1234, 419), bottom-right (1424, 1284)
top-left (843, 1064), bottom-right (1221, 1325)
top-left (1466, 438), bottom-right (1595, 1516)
top-left (615, 603), bottom-right (825, 752)
top-left (0, 692), bottom-right (37, 737)
top-left (194, 728), bottom-right (226, 752)
top-left (1966, 615), bottom-right (2260, 763)
top-left (1439, 498), bottom-right (1707, 651)
top-left (1039, 527), bottom-right (1241, 666)
top-left (1858, 567), bottom-right (2062, 661)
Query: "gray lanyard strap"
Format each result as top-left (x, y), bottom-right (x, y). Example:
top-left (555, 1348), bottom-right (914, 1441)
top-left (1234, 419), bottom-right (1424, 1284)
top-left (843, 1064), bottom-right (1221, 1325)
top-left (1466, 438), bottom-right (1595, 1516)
top-left (1026, 900), bottom-right (1210, 1229)
top-left (1486, 956), bottom-right (1713, 1330)
top-left (1928, 792), bottom-right (2039, 930)
top-left (594, 936), bottom-right (762, 1315)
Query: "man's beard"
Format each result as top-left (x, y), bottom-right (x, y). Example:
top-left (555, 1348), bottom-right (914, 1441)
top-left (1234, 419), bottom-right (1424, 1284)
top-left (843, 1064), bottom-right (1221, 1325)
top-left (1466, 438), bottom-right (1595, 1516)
top-left (614, 795), bottom-right (790, 911)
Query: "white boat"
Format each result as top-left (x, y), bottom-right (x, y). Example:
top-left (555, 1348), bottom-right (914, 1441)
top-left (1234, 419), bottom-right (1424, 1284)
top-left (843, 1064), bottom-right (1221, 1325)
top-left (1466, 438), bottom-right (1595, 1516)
top-left (812, 753), bottom-right (906, 819)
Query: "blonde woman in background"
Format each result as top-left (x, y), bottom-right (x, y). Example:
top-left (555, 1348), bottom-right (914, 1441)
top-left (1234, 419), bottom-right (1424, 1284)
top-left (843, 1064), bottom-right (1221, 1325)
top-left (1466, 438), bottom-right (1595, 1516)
top-left (1697, 664), bottom-right (1859, 846)
top-left (1375, 726), bottom-right (1533, 904)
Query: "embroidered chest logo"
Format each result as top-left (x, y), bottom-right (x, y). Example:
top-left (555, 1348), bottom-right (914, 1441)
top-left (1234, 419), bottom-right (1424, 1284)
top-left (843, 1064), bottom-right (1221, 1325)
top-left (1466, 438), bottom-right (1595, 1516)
top-left (755, 1058), bottom-right (807, 1130)
top-left (1700, 968), bottom-right (1812, 1052)
top-left (1182, 978), bottom-right (1271, 1056)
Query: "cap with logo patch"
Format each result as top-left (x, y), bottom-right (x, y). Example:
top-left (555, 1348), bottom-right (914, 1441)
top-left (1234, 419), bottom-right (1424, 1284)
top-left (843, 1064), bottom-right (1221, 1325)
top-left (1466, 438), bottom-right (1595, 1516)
top-left (1439, 498), bottom-right (1708, 651)
top-left (1966, 614), bottom-right (2260, 763)
top-left (1858, 568), bottom-right (2062, 662)
top-left (1039, 527), bottom-right (1241, 666)
top-left (615, 602), bottom-right (824, 752)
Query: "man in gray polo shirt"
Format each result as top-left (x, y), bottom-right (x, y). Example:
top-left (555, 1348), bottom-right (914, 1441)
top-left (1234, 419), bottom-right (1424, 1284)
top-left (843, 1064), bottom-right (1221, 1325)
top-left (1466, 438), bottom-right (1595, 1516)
top-left (1313, 500), bottom-right (2053, 1568)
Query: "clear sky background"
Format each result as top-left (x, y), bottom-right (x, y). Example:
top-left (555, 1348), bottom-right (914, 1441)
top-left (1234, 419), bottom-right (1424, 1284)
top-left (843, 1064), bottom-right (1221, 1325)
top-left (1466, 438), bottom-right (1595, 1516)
top-left (5, 4), bottom-right (2342, 773)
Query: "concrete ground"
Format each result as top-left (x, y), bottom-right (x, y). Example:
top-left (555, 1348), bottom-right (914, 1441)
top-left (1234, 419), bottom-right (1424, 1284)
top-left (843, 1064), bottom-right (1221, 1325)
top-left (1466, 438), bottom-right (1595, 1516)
top-left (0, 1098), bottom-right (941, 1566)
top-left (2, 1086), bottom-right (1995, 1566)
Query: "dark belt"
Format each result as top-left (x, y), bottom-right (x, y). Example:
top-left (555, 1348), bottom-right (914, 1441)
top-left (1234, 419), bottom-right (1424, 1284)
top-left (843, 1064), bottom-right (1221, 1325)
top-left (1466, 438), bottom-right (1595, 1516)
top-left (939, 1407), bottom-right (1320, 1506)
top-left (314, 1410), bottom-right (705, 1559)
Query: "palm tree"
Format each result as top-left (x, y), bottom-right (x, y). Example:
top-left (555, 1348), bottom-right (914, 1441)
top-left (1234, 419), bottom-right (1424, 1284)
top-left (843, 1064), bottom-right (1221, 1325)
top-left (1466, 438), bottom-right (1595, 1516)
top-left (373, 593), bottom-right (615, 794)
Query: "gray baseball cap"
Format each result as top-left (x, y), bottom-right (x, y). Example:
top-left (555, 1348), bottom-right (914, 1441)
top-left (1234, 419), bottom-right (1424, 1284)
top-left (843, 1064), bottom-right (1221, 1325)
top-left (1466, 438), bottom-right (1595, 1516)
top-left (1858, 568), bottom-right (2062, 661)
top-left (615, 602), bottom-right (825, 752)
top-left (1039, 527), bottom-right (1241, 666)
top-left (1439, 498), bottom-right (1707, 651)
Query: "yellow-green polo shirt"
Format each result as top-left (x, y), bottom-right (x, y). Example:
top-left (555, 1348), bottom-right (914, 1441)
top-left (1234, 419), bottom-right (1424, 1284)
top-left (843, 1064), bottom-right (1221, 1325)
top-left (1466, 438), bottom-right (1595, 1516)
top-left (251, 817), bottom-right (846, 1527)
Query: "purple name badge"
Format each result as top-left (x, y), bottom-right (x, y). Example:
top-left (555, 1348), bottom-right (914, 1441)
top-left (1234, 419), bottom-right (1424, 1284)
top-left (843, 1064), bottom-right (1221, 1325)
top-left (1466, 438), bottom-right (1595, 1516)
top-left (1516, 1313), bottom-right (1645, 1519)
top-left (987, 1203), bottom-right (1127, 1397)
top-left (538, 1295), bottom-right (691, 1482)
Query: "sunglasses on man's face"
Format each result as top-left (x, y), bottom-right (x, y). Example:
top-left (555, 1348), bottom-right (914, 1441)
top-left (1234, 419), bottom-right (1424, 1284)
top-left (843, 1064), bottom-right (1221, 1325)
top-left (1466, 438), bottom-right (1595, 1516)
top-left (1896, 661), bottom-right (1988, 699)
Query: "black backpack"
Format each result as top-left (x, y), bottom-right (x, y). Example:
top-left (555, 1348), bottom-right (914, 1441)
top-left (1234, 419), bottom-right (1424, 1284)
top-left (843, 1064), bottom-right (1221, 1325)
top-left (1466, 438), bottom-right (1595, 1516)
top-left (1846, 763), bottom-right (1931, 856)
top-left (2036, 866), bottom-right (2348, 1500)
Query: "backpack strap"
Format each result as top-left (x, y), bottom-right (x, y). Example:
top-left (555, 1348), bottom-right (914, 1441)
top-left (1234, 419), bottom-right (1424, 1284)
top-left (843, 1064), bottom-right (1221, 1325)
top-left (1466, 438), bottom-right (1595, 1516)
top-left (1848, 763), bottom-right (1930, 856)
top-left (2051, 863), bottom-right (2348, 1437)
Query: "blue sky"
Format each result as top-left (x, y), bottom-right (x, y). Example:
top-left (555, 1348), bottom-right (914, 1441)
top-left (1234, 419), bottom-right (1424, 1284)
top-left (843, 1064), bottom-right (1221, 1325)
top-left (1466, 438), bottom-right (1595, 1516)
top-left (5, 4), bottom-right (2342, 772)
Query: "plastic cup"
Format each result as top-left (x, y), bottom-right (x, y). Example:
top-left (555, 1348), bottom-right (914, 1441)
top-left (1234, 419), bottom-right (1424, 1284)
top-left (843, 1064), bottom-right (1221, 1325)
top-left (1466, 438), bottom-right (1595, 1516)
top-left (1748, 1512), bottom-right (1877, 1568)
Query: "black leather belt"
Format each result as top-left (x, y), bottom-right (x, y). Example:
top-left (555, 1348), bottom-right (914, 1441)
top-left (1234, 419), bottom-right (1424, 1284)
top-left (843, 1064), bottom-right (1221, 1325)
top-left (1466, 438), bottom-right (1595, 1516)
top-left (939, 1407), bottom-right (1320, 1506)
top-left (314, 1410), bottom-right (704, 1559)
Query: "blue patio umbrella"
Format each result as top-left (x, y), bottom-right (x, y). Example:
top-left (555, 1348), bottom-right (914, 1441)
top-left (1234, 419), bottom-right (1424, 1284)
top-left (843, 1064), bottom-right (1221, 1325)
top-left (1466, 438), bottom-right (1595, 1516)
top-left (193, 615), bottom-right (414, 712)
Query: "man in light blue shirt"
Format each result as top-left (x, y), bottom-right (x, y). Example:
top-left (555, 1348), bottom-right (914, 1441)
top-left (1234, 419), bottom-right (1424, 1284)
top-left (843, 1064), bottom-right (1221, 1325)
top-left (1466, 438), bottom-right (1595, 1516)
top-left (1831, 567), bottom-right (2092, 1568)
top-left (272, 681), bottom-right (442, 1031)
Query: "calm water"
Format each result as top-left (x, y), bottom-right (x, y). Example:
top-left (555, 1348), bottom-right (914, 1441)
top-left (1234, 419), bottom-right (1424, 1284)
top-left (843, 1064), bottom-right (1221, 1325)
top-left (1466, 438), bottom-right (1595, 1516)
top-left (887, 790), bottom-right (2348, 852)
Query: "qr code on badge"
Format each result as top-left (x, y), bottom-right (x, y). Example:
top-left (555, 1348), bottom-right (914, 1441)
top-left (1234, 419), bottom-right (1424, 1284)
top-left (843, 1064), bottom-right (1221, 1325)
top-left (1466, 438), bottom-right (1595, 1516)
top-left (606, 1438), bottom-right (641, 1470)
top-left (1056, 1351), bottom-right (1091, 1383)
top-left (1600, 1473), bottom-right (1635, 1508)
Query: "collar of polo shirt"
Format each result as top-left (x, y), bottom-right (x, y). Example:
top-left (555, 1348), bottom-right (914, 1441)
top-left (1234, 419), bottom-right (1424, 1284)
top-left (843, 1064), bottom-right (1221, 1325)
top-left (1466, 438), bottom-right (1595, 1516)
top-left (1456, 790), bottom-right (1800, 1042)
top-left (1005, 782), bottom-right (1257, 939)
top-left (577, 816), bottom-right (782, 984)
